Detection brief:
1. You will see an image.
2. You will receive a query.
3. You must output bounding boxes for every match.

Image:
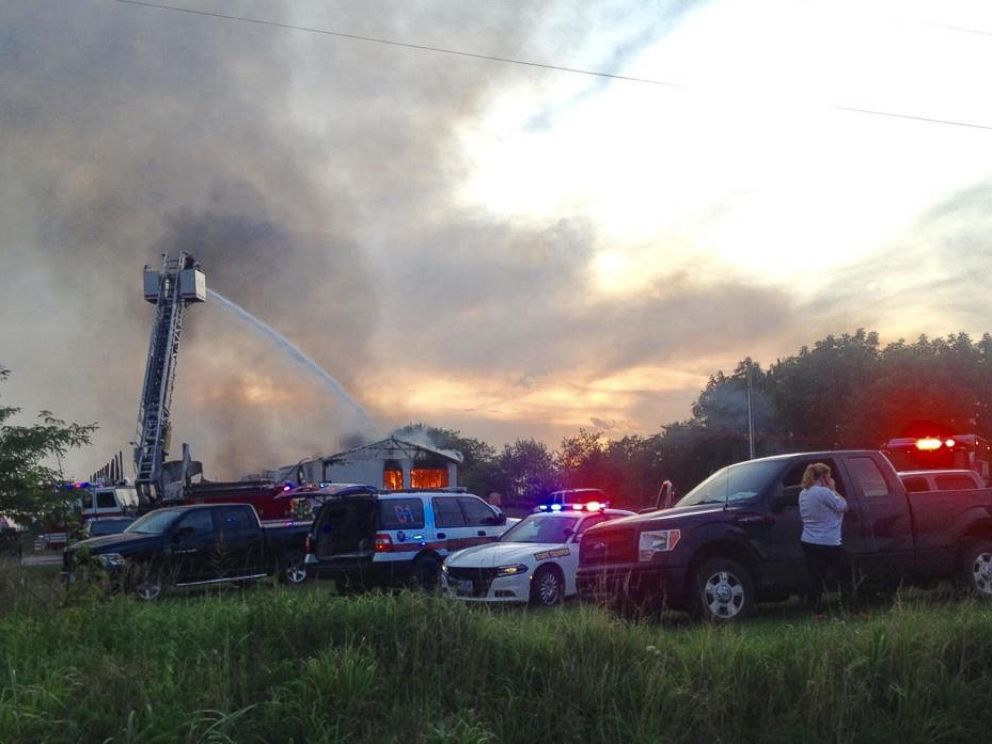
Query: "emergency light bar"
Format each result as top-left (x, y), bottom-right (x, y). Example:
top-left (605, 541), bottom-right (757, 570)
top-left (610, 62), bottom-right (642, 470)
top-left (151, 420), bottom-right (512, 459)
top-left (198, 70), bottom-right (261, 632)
top-left (536, 501), bottom-right (608, 513)
top-left (915, 437), bottom-right (956, 451)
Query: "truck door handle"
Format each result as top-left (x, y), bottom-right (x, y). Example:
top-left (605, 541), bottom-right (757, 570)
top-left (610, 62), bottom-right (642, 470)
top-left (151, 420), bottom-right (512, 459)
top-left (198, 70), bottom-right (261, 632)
top-left (437, 532), bottom-right (446, 539)
top-left (735, 515), bottom-right (774, 526)
top-left (477, 530), bottom-right (486, 537)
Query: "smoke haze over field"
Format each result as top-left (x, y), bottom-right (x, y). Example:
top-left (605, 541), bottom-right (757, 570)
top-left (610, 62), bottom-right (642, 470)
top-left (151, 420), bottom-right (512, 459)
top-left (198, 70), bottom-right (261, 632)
top-left (2, 0), bottom-right (992, 479)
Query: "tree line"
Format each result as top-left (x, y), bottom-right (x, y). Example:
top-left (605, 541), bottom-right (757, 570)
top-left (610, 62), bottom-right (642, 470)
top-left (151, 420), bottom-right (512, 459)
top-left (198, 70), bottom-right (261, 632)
top-left (4, 329), bottom-right (992, 520)
top-left (406, 330), bottom-right (992, 509)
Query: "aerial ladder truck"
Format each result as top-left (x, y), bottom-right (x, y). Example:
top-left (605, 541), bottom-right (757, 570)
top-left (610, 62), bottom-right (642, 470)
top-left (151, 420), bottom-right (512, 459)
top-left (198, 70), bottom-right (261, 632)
top-left (41, 253), bottom-right (291, 550)
top-left (133, 254), bottom-right (290, 518)
top-left (135, 252), bottom-right (206, 503)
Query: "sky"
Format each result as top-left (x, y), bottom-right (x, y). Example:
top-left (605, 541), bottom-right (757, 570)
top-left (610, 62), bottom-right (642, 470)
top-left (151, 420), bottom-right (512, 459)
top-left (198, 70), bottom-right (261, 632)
top-left (2, 0), bottom-right (992, 480)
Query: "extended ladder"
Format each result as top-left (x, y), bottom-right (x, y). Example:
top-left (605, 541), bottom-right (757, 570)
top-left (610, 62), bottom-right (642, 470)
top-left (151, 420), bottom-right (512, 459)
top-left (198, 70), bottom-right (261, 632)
top-left (134, 253), bottom-right (205, 502)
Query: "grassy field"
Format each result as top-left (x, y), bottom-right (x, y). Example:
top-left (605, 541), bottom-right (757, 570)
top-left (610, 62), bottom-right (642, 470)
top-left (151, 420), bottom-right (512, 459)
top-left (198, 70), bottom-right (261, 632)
top-left (2, 561), bottom-right (992, 743)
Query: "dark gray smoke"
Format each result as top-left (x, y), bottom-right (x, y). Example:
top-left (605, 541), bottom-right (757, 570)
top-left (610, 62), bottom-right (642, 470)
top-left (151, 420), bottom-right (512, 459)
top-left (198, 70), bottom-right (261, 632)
top-left (2, 0), bottom-right (813, 479)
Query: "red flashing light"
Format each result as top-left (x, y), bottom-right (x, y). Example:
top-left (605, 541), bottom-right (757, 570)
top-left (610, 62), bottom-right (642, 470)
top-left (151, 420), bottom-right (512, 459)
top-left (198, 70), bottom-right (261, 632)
top-left (945, 439), bottom-right (956, 448)
top-left (374, 533), bottom-right (393, 553)
top-left (915, 437), bottom-right (943, 451)
top-left (539, 501), bottom-right (609, 513)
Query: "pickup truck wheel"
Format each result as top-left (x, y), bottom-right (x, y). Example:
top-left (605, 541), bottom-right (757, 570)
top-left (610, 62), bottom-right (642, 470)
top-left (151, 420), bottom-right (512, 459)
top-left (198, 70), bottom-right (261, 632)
top-left (530, 565), bottom-right (564, 607)
top-left (963, 541), bottom-right (992, 598)
top-left (692, 558), bottom-right (754, 622)
top-left (409, 555), bottom-right (442, 592)
top-left (279, 552), bottom-right (308, 586)
top-left (131, 568), bottom-right (167, 602)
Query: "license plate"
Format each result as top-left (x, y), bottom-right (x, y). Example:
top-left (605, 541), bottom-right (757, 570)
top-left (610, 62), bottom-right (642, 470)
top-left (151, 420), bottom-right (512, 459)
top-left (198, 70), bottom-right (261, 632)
top-left (455, 579), bottom-right (473, 595)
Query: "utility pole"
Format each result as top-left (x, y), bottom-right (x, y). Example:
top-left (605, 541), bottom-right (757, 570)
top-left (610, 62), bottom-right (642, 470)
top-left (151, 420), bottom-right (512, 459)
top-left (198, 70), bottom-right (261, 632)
top-left (747, 360), bottom-right (755, 460)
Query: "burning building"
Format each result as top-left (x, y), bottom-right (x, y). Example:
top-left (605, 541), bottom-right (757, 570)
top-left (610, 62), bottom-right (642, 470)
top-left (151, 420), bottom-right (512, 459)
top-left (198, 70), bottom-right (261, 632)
top-left (268, 436), bottom-right (463, 490)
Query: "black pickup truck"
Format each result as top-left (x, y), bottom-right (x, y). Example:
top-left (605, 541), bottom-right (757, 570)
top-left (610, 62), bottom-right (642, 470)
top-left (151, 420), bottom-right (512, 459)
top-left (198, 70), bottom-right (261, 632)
top-left (576, 450), bottom-right (992, 621)
top-left (64, 503), bottom-right (310, 599)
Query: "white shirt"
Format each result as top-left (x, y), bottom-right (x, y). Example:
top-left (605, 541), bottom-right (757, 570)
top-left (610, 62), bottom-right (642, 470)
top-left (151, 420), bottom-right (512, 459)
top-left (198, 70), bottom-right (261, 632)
top-left (799, 485), bottom-right (847, 546)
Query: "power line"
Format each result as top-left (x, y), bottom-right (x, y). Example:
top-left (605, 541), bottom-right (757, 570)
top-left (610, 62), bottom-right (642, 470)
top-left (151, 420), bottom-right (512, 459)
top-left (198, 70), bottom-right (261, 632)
top-left (111, 0), bottom-right (992, 133)
top-left (828, 105), bottom-right (992, 132)
top-left (923, 22), bottom-right (992, 38)
top-left (111, 0), bottom-right (684, 90)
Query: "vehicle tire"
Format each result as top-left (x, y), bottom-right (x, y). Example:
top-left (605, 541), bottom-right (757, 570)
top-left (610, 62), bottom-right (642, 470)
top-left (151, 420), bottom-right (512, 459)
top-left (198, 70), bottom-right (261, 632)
top-left (130, 565), bottom-right (167, 602)
top-left (962, 540), bottom-right (992, 599)
top-left (691, 557), bottom-right (754, 622)
top-left (409, 555), bottom-right (442, 592)
top-left (530, 565), bottom-right (565, 608)
top-left (278, 552), bottom-right (309, 586)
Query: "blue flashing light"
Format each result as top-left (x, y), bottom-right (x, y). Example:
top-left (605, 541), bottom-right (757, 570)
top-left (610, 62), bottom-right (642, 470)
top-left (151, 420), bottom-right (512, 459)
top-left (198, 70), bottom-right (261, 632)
top-left (537, 501), bottom-right (609, 513)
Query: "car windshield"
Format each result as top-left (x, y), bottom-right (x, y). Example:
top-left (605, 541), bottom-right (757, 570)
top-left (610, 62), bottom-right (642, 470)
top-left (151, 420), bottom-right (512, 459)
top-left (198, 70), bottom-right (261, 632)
top-left (88, 520), bottom-right (132, 536)
top-left (676, 460), bottom-right (783, 508)
top-left (125, 509), bottom-right (182, 535)
top-left (499, 514), bottom-right (580, 544)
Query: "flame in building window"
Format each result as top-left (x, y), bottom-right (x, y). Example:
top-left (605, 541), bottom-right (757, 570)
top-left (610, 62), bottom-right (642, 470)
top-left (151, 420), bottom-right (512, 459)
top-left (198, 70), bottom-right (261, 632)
top-left (411, 468), bottom-right (447, 489)
top-left (384, 468), bottom-right (403, 490)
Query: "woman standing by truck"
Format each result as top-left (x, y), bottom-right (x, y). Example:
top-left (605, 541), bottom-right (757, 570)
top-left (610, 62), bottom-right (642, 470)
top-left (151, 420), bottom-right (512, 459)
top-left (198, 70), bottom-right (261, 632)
top-left (799, 462), bottom-right (850, 613)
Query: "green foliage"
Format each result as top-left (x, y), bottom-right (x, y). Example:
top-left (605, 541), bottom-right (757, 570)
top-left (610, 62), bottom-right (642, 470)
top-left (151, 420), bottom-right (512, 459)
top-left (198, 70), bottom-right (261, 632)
top-left (491, 438), bottom-right (559, 504)
top-left (396, 329), bottom-right (992, 508)
top-left (0, 366), bottom-right (97, 524)
top-left (1, 578), bottom-right (992, 743)
top-left (648, 329), bottom-right (992, 497)
top-left (556, 430), bottom-right (666, 510)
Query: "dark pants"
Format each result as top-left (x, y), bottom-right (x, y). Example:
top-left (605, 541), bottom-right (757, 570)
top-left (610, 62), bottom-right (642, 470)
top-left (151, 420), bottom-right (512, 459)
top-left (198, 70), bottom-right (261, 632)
top-left (801, 541), bottom-right (852, 613)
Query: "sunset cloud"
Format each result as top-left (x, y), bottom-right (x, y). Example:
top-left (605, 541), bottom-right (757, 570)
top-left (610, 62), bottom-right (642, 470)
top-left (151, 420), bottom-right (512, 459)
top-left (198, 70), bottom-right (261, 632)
top-left (2, 0), bottom-right (990, 478)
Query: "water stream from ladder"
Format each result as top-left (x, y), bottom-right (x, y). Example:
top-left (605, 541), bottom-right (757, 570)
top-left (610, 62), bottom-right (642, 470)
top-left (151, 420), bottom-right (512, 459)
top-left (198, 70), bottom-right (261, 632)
top-left (207, 288), bottom-right (379, 432)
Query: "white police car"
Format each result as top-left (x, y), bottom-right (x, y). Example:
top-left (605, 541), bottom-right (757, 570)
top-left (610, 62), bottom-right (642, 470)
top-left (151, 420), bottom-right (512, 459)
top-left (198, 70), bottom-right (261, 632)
top-left (441, 503), bottom-right (635, 607)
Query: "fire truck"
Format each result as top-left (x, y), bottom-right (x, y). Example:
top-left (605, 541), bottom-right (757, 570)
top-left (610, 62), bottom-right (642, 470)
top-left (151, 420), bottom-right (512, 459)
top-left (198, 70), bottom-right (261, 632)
top-left (883, 433), bottom-right (992, 486)
top-left (37, 253), bottom-right (301, 550)
top-left (35, 480), bottom-right (144, 549)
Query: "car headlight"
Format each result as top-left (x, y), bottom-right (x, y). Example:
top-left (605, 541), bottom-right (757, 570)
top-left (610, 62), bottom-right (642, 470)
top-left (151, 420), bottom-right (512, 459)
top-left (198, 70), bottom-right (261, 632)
top-left (496, 564), bottom-right (528, 577)
top-left (638, 530), bottom-right (681, 561)
top-left (98, 553), bottom-right (127, 569)
top-left (441, 563), bottom-right (449, 574)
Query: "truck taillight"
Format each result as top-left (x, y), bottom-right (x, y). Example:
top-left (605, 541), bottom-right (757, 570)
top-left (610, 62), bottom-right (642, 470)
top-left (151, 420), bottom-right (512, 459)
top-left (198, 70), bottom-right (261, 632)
top-left (374, 533), bottom-right (393, 553)
top-left (305, 534), bottom-right (312, 555)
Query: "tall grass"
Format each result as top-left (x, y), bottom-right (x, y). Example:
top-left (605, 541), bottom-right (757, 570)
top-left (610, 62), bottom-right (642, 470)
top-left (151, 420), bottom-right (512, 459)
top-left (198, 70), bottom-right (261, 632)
top-left (1, 566), bottom-right (991, 743)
